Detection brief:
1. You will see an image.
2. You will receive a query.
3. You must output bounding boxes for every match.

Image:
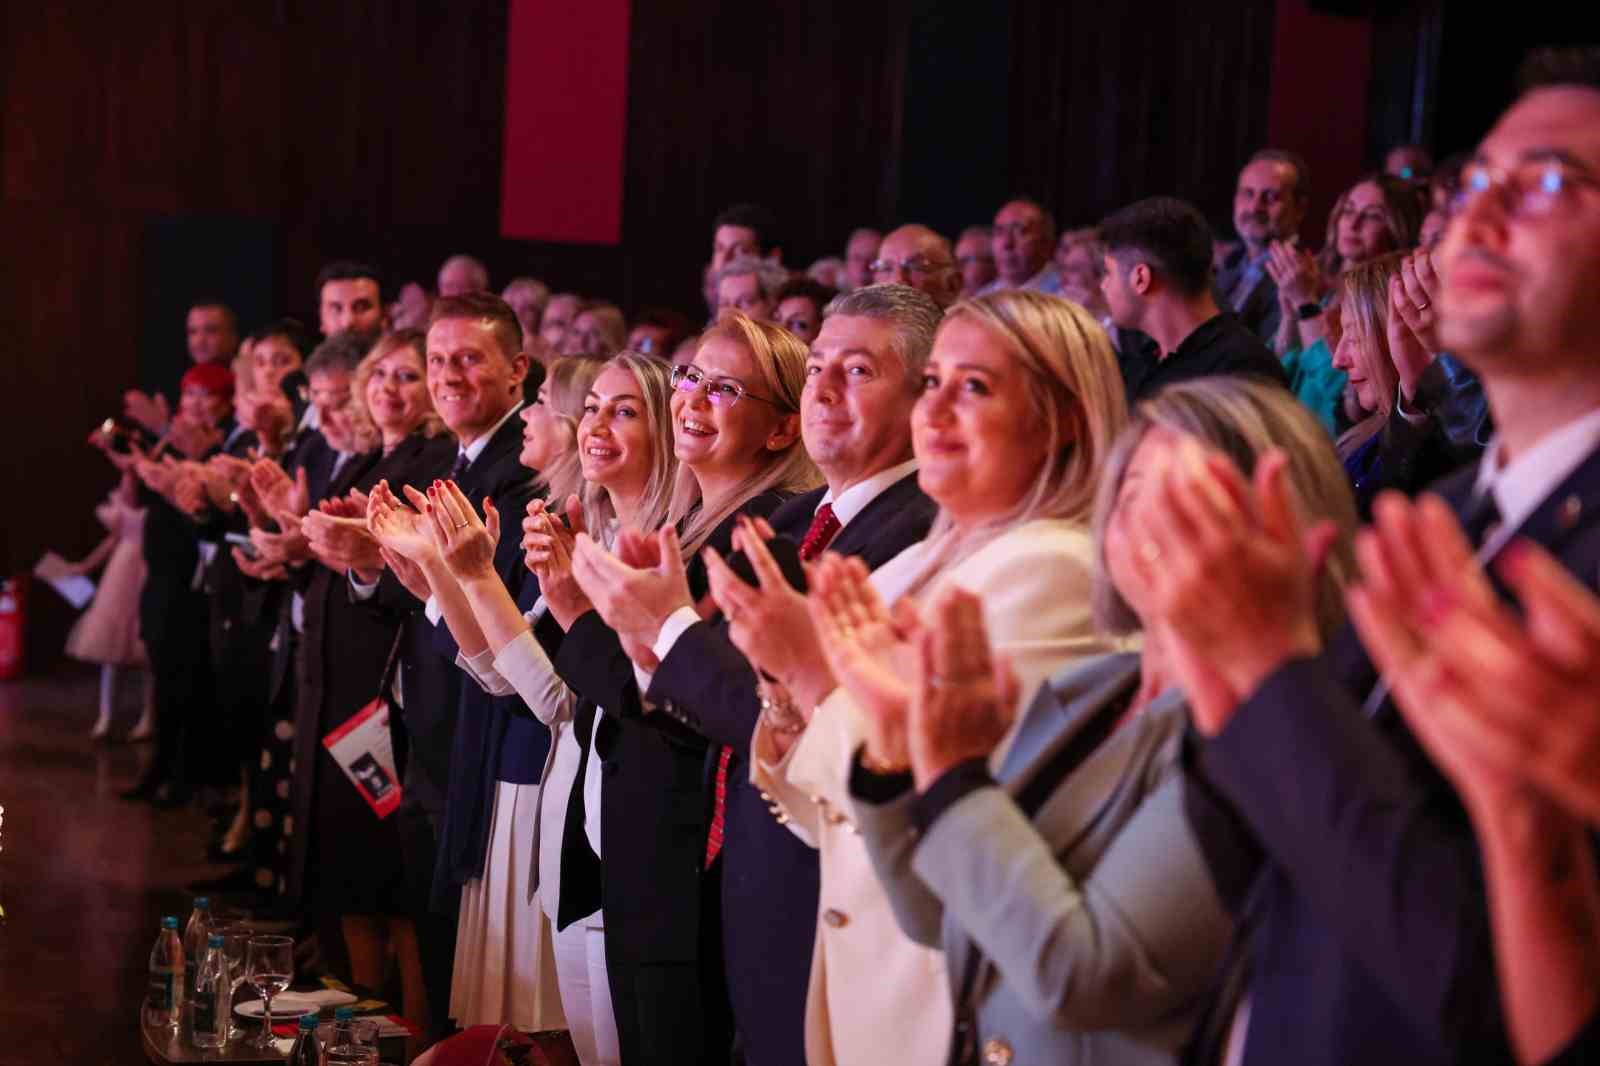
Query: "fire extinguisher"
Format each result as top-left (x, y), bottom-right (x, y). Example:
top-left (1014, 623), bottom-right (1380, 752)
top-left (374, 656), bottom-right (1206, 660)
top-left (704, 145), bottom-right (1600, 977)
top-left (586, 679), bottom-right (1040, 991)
top-left (0, 576), bottom-right (23, 680)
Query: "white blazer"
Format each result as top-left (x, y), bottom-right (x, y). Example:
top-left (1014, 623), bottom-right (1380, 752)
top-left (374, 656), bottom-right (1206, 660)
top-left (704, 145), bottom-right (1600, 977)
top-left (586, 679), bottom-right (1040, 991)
top-left (752, 517), bottom-right (1117, 1066)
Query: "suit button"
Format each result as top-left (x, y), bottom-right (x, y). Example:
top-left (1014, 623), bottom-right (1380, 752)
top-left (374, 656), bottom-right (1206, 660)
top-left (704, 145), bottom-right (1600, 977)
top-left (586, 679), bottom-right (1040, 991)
top-left (822, 908), bottom-right (848, 929)
top-left (981, 1037), bottom-right (1014, 1065)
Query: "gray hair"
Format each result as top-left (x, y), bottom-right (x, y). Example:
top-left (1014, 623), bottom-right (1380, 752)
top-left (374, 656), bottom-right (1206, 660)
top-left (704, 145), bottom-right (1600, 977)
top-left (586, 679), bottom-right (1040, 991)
top-left (439, 253), bottom-right (490, 291)
top-left (1090, 376), bottom-right (1357, 639)
top-left (822, 283), bottom-right (944, 381)
top-left (304, 332), bottom-right (371, 378)
top-left (1246, 148), bottom-right (1312, 199)
top-left (502, 276), bottom-right (550, 308)
top-left (715, 256), bottom-right (790, 301)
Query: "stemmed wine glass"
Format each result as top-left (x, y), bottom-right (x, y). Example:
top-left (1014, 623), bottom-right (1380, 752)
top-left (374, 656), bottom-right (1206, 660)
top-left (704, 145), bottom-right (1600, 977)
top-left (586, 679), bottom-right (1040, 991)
top-left (243, 935), bottom-right (294, 1049)
top-left (215, 924), bottom-right (253, 1042)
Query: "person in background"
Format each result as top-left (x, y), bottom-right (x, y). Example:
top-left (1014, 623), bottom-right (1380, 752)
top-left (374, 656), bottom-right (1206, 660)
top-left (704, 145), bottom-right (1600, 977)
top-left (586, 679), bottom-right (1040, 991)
top-left (540, 293), bottom-right (582, 358)
top-left (521, 357), bottom-right (607, 507)
top-left (1215, 148), bottom-right (1311, 349)
top-left (870, 224), bottom-right (962, 308)
top-left (772, 277), bottom-right (838, 344)
top-left (565, 302), bottom-right (628, 360)
top-left (978, 199), bottom-right (1057, 295)
top-left (503, 277), bottom-right (551, 344)
top-left (843, 227), bottom-right (882, 291)
top-left (63, 469), bottom-right (151, 742)
top-left (391, 281), bottom-right (435, 332)
top-left (715, 257), bottom-right (789, 324)
top-left (955, 225), bottom-right (998, 298)
top-left (318, 260), bottom-right (386, 343)
top-left (807, 256), bottom-right (846, 289)
top-left (122, 301), bottom-right (239, 434)
top-left (439, 253), bottom-right (491, 298)
top-left (1385, 143), bottom-right (1435, 181)
top-left (711, 203), bottom-right (784, 272)
top-left (1099, 196), bottom-right (1289, 403)
top-left (627, 309), bottom-right (696, 359)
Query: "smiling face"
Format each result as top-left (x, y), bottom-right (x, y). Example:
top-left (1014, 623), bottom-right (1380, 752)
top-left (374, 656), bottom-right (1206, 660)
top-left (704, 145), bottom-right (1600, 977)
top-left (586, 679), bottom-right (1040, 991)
top-left (366, 344), bottom-right (431, 437)
top-left (1233, 159), bottom-right (1304, 252)
top-left (179, 385), bottom-right (229, 426)
top-left (1330, 301), bottom-right (1381, 411)
top-left (912, 316), bottom-right (1051, 524)
top-left (671, 335), bottom-right (792, 481)
top-left (1336, 181), bottom-right (1398, 265)
top-left (425, 317), bottom-right (528, 443)
top-left (577, 365), bottom-right (656, 499)
top-left (309, 369), bottom-right (355, 451)
top-left (519, 382), bottom-right (573, 471)
top-left (803, 314), bottom-right (917, 490)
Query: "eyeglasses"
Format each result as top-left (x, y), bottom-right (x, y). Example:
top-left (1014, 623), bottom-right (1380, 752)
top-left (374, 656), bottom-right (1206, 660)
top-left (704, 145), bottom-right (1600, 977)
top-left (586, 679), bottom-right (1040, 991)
top-left (670, 364), bottom-right (780, 408)
top-left (1451, 159), bottom-right (1600, 220)
top-left (869, 255), bottom-right (952, 278)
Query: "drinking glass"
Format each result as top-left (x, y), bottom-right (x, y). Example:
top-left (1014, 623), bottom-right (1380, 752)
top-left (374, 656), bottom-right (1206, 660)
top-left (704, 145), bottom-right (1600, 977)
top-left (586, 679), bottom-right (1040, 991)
top-left (243, 935), bottom-right (294, 1049)
top-left (215, 924), bottom-right (254, 1041)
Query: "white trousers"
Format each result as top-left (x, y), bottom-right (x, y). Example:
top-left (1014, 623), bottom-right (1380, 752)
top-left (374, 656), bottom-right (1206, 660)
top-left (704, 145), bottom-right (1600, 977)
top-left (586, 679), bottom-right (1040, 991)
top-left (552, 915), bottom-right (619, 1066)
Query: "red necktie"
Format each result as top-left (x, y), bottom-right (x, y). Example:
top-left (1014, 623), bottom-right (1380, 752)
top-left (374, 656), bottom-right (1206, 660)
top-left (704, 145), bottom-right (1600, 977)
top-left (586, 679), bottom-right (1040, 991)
top-left (705, 503), bottom-right (842, 869)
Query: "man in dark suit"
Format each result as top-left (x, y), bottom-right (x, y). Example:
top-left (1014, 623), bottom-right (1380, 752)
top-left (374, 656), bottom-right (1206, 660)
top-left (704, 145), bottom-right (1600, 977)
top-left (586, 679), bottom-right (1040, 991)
top-left (1213, 148), bottom-right (1311, 350)
top-left (575, 284), bottom-right (944, 1066)
top-left (1126, 55), bottom-right (1600, 1066)
top-left (350, 292), bottom-right (537, 1038)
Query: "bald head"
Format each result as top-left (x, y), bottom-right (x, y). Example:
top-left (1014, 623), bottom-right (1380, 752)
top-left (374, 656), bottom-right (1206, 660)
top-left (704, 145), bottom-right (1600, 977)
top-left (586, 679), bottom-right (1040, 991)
top-left (438, 254), bottom-right (489, 297)
top-left (870, 224), bottom-right (962, 307)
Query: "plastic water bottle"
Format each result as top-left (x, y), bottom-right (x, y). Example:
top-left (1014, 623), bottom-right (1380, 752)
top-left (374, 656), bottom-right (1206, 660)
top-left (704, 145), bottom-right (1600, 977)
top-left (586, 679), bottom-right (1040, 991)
top-left (182, 897), bottom-right (211, 999)
top-left (146, 916), bottom-right (185, 1032)
top-left (191, 934), bottom-right (229, 1048)
top-left (325, 1007), bottom-right (379, 1065)
top-left (287, 1013), bottom-right (325, 1065)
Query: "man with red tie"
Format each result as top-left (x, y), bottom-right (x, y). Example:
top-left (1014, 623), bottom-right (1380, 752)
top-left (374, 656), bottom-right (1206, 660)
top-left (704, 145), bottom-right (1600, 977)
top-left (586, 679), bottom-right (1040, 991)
top-left (571, 284), bottom-right (942, 1066)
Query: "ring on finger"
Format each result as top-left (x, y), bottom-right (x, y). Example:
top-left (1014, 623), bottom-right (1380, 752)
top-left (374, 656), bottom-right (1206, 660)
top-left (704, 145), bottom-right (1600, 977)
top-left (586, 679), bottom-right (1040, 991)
top-left (1139, 542), bottom-right (1162, 564)
top-left (1414, 299), bottom-right (1430, 311)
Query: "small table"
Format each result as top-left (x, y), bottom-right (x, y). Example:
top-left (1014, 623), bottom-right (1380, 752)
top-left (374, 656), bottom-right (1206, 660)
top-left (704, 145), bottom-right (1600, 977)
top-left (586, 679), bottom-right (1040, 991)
top-left (141, 1015), bottom-right (406, 1064)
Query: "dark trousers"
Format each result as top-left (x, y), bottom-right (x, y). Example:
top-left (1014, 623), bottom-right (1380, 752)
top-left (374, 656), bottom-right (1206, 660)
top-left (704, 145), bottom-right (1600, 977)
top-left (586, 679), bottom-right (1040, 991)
top-left (396, 801), bottom-right (458, 1040)
top-left (144, 592), bottom-right (216, 792)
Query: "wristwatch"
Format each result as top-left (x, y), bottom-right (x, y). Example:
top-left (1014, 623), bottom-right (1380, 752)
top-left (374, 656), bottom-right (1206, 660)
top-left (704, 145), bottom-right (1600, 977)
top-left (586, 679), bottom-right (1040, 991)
top-left (1296, 302), bottom-right (1323, 320)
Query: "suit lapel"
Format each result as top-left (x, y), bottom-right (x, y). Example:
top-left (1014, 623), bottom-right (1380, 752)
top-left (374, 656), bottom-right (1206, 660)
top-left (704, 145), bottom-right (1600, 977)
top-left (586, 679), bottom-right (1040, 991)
top-left (827, 473), bottom-right (935, 563)
top-left (1493, 444), bottom-right (1600, 569)
top-left (457, 403), bottom-right (527, 499)
top-left (996, 652), bottom-right (1139, 783)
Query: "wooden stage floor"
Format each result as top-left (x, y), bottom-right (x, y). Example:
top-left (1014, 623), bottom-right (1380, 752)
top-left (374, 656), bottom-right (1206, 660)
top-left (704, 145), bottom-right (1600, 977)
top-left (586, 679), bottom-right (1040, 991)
top-left (0, 668), bottom-right (221, 1065)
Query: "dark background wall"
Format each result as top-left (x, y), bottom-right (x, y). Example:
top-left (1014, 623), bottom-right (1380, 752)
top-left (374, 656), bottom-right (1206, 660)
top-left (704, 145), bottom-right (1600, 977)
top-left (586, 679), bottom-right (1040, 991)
top-left (0, 0), bottom-right (1586, 667)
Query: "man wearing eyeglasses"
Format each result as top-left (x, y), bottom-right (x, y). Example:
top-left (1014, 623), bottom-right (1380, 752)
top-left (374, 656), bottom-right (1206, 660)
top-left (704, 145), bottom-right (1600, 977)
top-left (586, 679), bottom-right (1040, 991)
top-left (869, 224), bottom-right (963, 308)
top-left (1164, 48), bottom-right (1600, 1066)
top-left (976, 198), bottom-right (1058, 295)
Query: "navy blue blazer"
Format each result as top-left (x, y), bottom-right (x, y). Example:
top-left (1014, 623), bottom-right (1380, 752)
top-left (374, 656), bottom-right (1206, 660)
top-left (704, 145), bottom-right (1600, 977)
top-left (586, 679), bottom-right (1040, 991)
top-left (641, 472), bottom-right (938, 1066)
top-left (1183, 445), bottom-right (1600, 1066)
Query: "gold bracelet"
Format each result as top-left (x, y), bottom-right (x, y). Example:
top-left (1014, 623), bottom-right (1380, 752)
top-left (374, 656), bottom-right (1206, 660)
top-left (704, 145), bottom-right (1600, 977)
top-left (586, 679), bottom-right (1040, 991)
top-left (759, 684), bottom-right (806, 736)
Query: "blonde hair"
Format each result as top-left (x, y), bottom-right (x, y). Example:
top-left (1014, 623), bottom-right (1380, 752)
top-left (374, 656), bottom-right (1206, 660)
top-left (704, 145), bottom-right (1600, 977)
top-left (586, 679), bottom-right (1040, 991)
top-left (668, 312), bottom-right (822, 555)
top-left (533, 357), bottom-right (605, 505)
top-left (1091, 376), bottom-right (1359, 640)
top-left (1337, 252), bottom-right (1405, 456)
top-left (576, 352), bottom-right (680, 542)
top-left (348, 329), bottom-right (444, 452)
top-left (914, 290), bottom-right (1128, 577)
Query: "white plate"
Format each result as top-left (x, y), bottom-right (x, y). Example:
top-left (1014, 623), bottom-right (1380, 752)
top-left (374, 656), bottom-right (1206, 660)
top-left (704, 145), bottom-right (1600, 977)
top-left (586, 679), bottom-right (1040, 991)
top-left (234, 990), bottom-right (357, 1019)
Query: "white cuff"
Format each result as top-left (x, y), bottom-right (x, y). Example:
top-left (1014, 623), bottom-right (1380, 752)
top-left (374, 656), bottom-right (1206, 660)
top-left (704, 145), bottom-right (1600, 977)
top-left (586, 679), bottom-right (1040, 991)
top-left (1395, 382), bottom-right (1429, 426)
top-left (652, 605), bottom-right (703, 662)
top-left (456, 647), bottom-right (515, 696)
top-left (425, 595), bottom-right (442, 626)
top-left (348, 570), bottom-right (380, 601)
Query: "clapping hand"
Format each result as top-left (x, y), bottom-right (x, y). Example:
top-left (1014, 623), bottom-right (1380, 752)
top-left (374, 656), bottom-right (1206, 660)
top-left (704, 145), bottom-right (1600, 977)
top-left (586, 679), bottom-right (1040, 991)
top-left (1265, 240), bottom-right (1325, 309)
top-left (422, 480), bottom-right (502, 583)
top-left (171, 462), bottom-right (209, 515)
top-left (302, 498), bottom-right (383, 574)
top-left (1349, 493), bottom-right (1600, 824)
top-left (1388, 248), bottom-right (1443, 401)
top-left (366, 481), bottom-right (437, 561)
top-left (1128, 438), bottom-right (1340, 735)
top-left (520, 496), bottom-right (595, 630)
top-left (168, 414), bottom-right (222, 459)
top-left (251, 459), bottom-right (310, 525)
top-left (250, 524), bottom-right (310, 567)
top-left (232, 546), bottom-right (288, 582)
top-left (807, 553), bottom-right (924, 768)
top-left (123, 389), bottom-right (170, 433)
top-left (907, 587), bottom-right (1020, 792)
top-left (134, 454), bottom-right (181, 497)
top-left (570, 525), bottom-right (693, 654)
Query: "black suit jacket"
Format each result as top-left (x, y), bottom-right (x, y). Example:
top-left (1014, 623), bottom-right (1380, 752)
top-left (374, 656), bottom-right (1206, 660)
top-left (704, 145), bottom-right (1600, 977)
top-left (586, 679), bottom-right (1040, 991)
top-left (1182, 447), bottom-right (1600, 1066)
top-left (552, 492), bottom-right (792, 1066)
top-left (641, 473), bottom-right (937, 1066)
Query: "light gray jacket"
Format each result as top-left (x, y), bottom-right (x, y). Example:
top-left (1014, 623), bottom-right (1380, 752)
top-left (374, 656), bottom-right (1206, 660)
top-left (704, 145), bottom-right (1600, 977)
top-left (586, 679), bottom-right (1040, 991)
top-left (852, 652), bottom-right (1232, 1065)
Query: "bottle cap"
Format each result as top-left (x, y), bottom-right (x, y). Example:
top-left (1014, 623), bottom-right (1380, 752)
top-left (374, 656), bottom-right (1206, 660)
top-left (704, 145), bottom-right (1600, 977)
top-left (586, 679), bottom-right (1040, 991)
top-left (299, 1014), bottom-right (321, 1030)
top-left (208, 934), bottom-right (224, 948)
top-left (162, 916), bottom-right (179, 929)
top-left (333, 1007), bottom-right (354, 1021)
top-left (194, 897), bottom-right (211, 909)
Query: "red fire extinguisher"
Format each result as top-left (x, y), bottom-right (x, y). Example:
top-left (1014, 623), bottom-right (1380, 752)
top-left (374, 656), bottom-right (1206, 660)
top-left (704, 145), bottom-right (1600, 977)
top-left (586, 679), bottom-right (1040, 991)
top-left (0, 576), bottom-right (24, 680)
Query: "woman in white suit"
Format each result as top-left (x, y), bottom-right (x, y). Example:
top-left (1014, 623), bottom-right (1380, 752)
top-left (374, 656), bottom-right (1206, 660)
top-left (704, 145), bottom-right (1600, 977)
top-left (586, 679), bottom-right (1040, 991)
top-left (717, 289), bottom-right (1130, 1066)
top-left (814, 377), bottom-right (1360, 1065)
